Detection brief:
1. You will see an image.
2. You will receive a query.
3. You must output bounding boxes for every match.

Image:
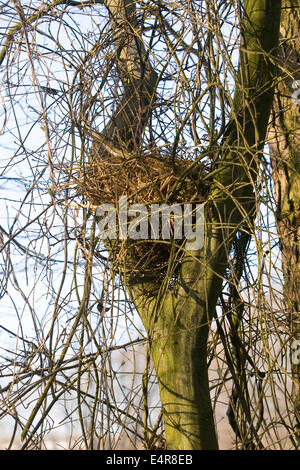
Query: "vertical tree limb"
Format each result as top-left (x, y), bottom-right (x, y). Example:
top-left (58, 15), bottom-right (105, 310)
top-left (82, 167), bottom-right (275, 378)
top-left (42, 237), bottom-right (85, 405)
top-left (267, 0), bottom-right (300, 445)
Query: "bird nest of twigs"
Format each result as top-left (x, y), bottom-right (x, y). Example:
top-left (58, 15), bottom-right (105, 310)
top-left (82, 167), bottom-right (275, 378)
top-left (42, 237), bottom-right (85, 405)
top-left (77, 146), bottom-right (210, 278)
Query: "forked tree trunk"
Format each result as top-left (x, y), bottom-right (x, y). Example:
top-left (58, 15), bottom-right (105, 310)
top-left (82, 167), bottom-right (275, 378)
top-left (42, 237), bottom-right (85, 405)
top-left (267, 0), bottom-right (300, 444)
top-left (97, 0), bottom-right (281, 449)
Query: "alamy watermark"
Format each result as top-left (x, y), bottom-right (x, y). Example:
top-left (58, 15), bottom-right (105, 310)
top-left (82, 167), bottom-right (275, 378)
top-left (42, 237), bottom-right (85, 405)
top-left (291, 80), bottom-right (300, 105)
top-left (96, 197), bottom-right (205, 250)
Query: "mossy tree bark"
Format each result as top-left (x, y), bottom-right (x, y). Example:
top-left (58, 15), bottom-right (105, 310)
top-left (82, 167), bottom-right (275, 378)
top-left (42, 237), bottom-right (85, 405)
top-left (267, 0), bottom-right (300, 445)
top-left (96, 0), bottom-right (281, 450)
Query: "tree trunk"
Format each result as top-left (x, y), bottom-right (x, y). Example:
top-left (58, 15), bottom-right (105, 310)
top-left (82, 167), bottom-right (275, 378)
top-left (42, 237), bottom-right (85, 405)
top-left (267, 0), bottom-right (300, 444)
top-left (130, 277), bottom-right (218, 449)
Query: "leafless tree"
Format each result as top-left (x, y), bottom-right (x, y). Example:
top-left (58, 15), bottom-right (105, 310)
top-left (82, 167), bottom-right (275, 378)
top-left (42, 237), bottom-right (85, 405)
top-left (0, 0), bottom-right (298, 450)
